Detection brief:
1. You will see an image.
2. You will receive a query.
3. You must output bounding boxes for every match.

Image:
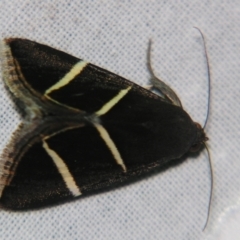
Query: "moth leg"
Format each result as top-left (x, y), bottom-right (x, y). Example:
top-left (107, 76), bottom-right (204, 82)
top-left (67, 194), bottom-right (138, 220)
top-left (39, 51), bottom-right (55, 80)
top-left (147, 40), bottom-right (182, 107)
top-left (142, 84), bottom-right (153, 90)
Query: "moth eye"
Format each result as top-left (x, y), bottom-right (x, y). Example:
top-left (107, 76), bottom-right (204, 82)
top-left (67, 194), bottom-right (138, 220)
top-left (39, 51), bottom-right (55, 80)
top-left (190, 143), bottom-right (202, 152)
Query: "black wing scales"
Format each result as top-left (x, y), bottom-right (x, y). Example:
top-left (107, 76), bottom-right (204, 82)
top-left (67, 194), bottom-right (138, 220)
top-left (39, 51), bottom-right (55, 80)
top-left (0, 38), bottom-right (199, 210)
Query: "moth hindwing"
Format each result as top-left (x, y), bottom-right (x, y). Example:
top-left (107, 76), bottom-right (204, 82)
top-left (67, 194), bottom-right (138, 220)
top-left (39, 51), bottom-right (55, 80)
top-left (0, 38), bottom-right (207, 210)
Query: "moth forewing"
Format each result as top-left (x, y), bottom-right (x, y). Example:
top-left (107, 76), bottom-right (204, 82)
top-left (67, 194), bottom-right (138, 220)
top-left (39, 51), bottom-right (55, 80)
top-left (0, 38), bottom-right (207, 211)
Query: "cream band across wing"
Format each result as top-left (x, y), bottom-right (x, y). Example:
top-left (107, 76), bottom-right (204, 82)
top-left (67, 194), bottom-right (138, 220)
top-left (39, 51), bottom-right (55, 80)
top-left (42, 139), bottom-right (82, 197)
top-left (45, 61), bottom-right (88, 96)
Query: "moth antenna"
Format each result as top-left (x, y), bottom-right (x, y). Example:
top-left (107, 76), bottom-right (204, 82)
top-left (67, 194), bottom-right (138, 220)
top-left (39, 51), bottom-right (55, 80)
top-left (194, 27), bottom-right (211, 129)
top-left (194, 27), bottom-right (213, 230)
top-left (202, 143), bottom-right (213, 231)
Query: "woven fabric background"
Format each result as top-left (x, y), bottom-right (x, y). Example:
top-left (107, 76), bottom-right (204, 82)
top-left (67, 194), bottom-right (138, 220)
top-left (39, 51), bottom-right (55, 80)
top-left (0, 1), bottom-right (239, 240)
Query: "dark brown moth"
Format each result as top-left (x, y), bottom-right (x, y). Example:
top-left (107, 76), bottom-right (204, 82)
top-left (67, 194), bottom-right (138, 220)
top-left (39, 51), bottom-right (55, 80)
top-left (0, 36), bottom-right (208, 211)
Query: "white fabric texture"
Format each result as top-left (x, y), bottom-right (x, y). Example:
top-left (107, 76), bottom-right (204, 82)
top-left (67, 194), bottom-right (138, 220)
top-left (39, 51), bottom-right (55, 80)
top-left (0, 1), bottom-right (239, 240)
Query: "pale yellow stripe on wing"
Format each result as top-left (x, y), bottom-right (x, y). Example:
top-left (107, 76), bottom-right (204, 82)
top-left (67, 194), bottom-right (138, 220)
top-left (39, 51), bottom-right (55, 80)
top-left (45, 61), bottom-right (88, 95)
top-left (42, 140), bottom-right (82, 196)
top-left (95, 86), bottom-right (132, 116)
top-left (94, 123), bottom-right (127, 172)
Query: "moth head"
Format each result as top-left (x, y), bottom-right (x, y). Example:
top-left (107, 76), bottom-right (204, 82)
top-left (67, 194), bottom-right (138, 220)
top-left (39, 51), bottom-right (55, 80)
top-left (190, 122), bottom-right (208, 152)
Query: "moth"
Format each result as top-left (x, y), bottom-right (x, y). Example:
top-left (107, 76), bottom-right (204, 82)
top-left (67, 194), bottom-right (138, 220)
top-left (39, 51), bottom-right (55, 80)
top-left (0, 37), bottom-right (208, 211)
